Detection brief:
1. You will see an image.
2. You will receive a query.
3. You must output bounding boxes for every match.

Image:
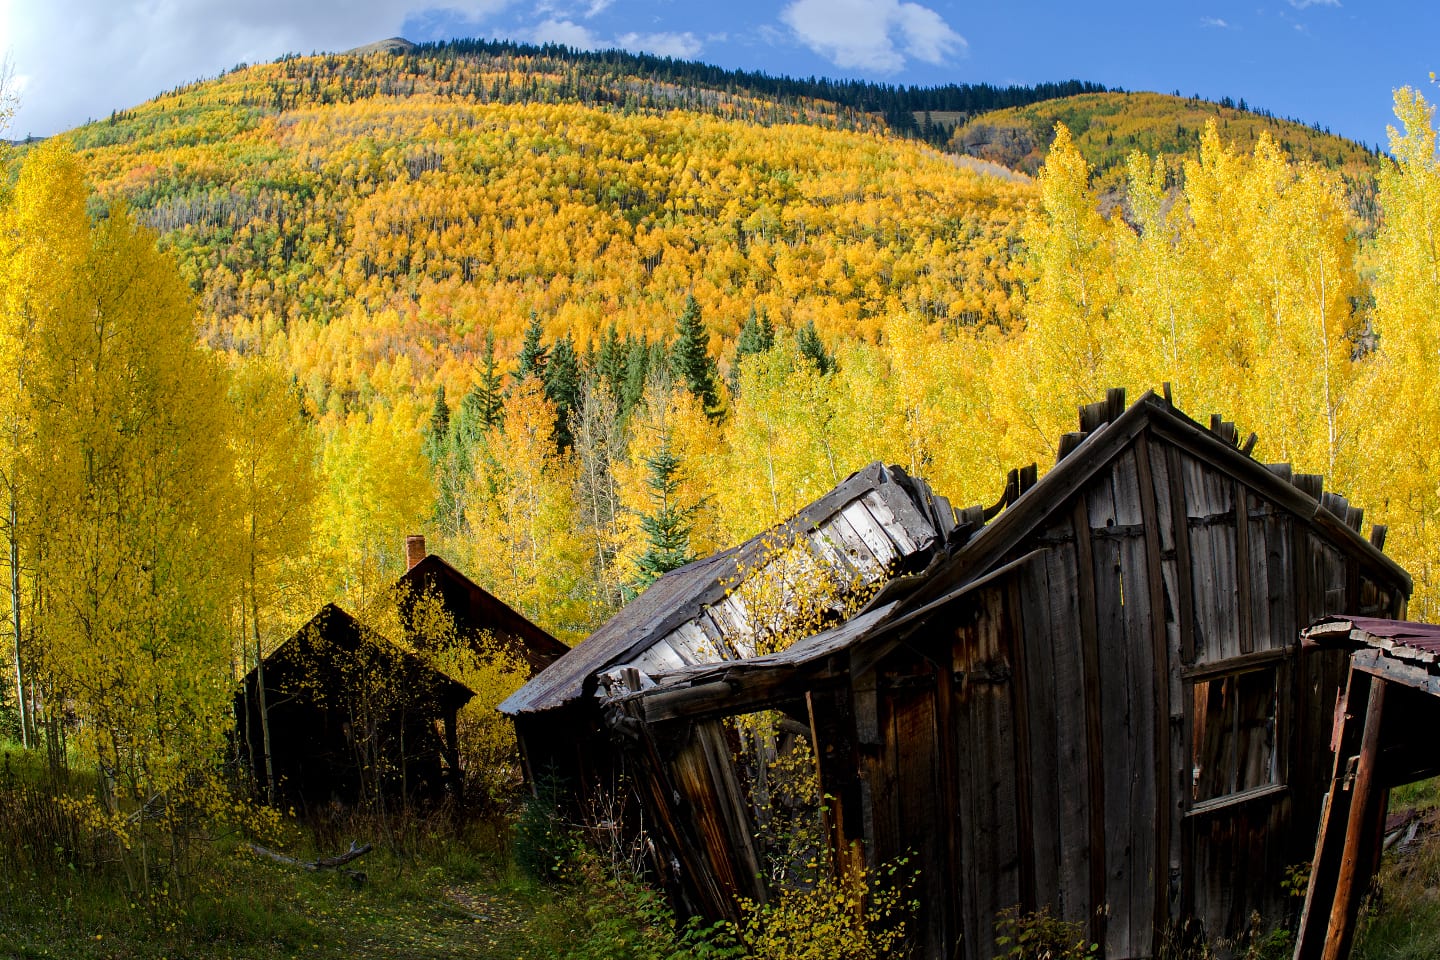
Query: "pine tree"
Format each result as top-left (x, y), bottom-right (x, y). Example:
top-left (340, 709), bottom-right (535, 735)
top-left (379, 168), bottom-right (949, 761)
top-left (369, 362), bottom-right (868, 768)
top-left (544, 334), bottom-right (581, 451)
top-left (514, 312), bottom-right (548, 384)
top-left (596, 323), bottom-right (625, 399)
top-left (423, 384), bottom-right (451, 464)
top-left (669, 294), bottom-right (719, 413)
top-left (621, 334), bottom-right (652, 418)
top-left (629, 437), bottom-right (699, 593)
top-left (736, 306), bottom-right (775, 359)
top-left (795, 319), bottom-right (834, 375)
top-left (470, 331), bottom-right (506, 430)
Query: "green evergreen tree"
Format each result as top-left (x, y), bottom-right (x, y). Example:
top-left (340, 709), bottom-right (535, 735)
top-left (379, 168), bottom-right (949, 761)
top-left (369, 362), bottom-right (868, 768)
top-left (730, 306), bottom-right (776, 395)
top-left (422, 383), bottom-right (451, 465)
top-left (736, 306), bottom-right (776, 358)
top-left (668, 294), bottom-right (719, 413)
top-left (596, 323), bottom-right (625, 399)
top-left (796, 319), bottom-right (835, 375)
top-left (514, 312), bottom-right (548, 384)
top-left (545, 334), bottom-right (581, 451)
top-left (471, 331), bottom-right (506, 429)
top-left (629, 438), bottom-right (700, 594)
top-left (620, 335), bottom-right (652, 419)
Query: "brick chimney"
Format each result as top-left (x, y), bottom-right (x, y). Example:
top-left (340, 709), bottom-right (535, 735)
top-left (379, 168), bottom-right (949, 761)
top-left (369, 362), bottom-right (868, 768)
top-left (405, 535), bottom-right (427, 571)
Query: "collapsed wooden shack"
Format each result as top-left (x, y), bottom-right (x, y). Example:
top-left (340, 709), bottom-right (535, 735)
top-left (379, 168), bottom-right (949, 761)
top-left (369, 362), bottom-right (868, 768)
top-left (1293, 617), bottom-right (1440, 960)
top-left (235, 603), bottom-right (474, 809)
top-left (238, 539), bottom-right (567, 809)
top-left (508, 389), bottom-right (1412, 959)
top-left (498, 461), bottom-right (958, 809)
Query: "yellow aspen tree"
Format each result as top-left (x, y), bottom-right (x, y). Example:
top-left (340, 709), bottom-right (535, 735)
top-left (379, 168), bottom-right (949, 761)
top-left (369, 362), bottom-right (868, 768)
top-left (1110, 151), bottom-right (1198, 398)
top-left (718, 341), bottom-right (839, 538)
top-left (318, 399), bottom-right (434, 612)
top-left (27, 195), bottom-right (236, 841)
top-left (1000, 124), bottom-right (1119, 462)
top-left (1180, 126), bottom-right (1358, 471)
top-left (1347, 88), bottom-right (1440, 616)
top-left (227, 356), bottom-right (319, 800)
top-left (0, 140), bottom-right (89, 749)
top-left (465, 377), bottom-right (594, 640)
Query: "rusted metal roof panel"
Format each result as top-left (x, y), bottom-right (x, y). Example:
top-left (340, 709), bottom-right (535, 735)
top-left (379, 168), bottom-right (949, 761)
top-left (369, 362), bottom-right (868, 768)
top-left (1303, 616), bottom-right (1440, 664)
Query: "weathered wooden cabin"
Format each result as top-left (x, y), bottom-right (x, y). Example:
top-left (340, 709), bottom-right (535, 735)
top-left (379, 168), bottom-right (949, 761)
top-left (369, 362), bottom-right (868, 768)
top-left (235, 603), bottom-right (474, 809)
top-left (498, 462), bottom-right (957, 800)
top-left (1292, 617), bottom-right (1440, 960)
top-left (238, 540), bottom-right (567, 809)
top-left (526, 389), bottom-right (1410, 959)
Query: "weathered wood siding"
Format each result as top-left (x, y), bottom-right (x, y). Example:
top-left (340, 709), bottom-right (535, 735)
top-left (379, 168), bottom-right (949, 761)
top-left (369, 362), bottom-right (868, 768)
top-left (854, 426), bottom-right (1406, 960)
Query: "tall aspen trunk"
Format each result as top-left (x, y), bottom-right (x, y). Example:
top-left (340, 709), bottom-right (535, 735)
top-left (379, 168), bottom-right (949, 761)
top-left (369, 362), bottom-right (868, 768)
top-left (9, 491), bottom-right (28, 749)
top-left (250, 529), bottom-right (276, 804)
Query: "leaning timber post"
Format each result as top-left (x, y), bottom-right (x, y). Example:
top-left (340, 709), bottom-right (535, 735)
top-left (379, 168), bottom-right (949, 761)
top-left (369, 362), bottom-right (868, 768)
top-left (1295, 668), bottom-right (1367, 960)
top-left (1322, 676), bottom-right (1387, 960)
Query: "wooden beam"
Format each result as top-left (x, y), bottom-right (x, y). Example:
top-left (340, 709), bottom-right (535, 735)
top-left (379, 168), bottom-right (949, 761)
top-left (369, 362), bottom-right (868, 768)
top-left (1295, 668), bottom-right (1368, 960)
top-left (1135, 431), bottom-right (1175, 944)
top-left (1071, 496), bottom-right (1108, 949)
top-left (1322, 676), bottom-right (1388, 960)
top-left (1235, 484), bottom-right (1254, 655)
top-left (1351, 648), bottom-right (1440, 699)
top-left (1165, 446), bottom-right (1197, 665)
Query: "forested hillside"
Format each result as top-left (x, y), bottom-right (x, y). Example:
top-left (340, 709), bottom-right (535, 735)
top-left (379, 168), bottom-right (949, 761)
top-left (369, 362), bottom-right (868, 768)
top-left (951, 90), bottom-right (1382, 216)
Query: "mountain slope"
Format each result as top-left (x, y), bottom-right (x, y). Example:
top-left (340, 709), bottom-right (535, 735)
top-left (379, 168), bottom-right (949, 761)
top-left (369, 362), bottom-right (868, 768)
top-left (63, 46), bottom-right (1034, 414)
top-left (951, 90), bottom-right (1380, 206)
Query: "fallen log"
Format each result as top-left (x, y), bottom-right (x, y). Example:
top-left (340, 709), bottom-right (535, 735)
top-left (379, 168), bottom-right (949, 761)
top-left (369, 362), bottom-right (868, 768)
top-left (243, 840), bottom-right (372, 883)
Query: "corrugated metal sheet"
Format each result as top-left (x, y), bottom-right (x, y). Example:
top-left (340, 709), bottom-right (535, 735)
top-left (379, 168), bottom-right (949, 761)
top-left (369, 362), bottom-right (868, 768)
top-left (497, 462), bottom-right (952, 715)
top-left (1304, 615), bottom-right (1440, 664)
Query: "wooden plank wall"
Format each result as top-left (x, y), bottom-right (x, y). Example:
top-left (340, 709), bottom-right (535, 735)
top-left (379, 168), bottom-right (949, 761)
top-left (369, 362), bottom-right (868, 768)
top-left (854, 424), bottom-right (1409, 960)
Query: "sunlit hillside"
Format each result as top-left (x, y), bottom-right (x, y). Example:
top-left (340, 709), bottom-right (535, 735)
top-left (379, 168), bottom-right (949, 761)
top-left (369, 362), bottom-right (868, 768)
top-left (951, 90), bottom-right (1381, 215)
top-left (56, 45), bottom-right (1038, 417)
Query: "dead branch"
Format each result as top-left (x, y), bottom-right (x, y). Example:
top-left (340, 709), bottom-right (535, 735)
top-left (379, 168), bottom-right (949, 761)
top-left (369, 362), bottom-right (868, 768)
top-left (243, 839), bottom-right (372, 883)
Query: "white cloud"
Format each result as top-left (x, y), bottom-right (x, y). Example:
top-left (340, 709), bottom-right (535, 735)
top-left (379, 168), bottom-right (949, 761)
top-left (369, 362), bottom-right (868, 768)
top-left (525, 17), bottom-right (601, 48)
top-left (522, 18), bottom-right (704, 60)
top-left (780, 0), bottom-right (966, 73)
top-left (1288, 0), bottom-right (1340, 7)
top-left (1201, 17), bottom-right (1230, 28)
top-left (0, 1), bottom-right (511, 138)
top-left (614, 31), bottom-right (704, 60)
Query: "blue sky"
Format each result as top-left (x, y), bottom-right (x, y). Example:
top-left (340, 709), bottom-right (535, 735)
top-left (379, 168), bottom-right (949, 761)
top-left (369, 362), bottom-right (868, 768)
top-left (0, 0), bottom-right (1434, 152)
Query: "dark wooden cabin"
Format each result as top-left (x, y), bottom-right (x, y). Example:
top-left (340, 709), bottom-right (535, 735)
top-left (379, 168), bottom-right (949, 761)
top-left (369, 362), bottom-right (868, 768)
top-left (238, 540), bottom-right (567, 809)
top-left (530, 390), bottom-right (1410, 959)
top-left (1293, 617), bottom-right (1440, 960)
top-left (234, 603), bottom-right (473, 809)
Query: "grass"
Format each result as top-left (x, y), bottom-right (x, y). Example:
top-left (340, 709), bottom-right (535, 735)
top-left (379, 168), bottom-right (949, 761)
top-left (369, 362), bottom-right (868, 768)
top-left (0, 829), bottom-right (603, 960)
top-left (1353, 777), bottom-right (1440, 960)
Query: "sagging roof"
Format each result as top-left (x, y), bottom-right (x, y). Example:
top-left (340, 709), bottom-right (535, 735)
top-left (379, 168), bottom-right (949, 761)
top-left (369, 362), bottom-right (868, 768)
top-left (1304, 616), bottom-right (1440, 666)
top-left (616, 389), bottom-right (1412, 716)
top-left (498, 462), bottom-right (957, 716)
